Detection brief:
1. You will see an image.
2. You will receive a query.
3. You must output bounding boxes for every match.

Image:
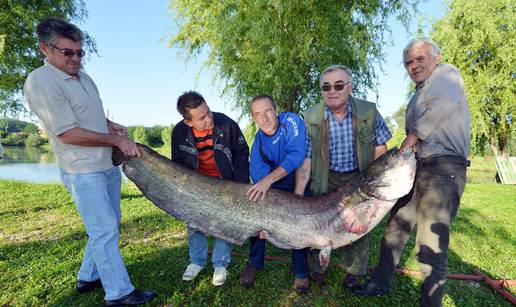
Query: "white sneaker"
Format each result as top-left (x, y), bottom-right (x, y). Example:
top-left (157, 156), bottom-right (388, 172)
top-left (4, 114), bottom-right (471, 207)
top-left (212, 267), bottom-right (228, 286)
top-left (182, 263), bottom-right (204, 281)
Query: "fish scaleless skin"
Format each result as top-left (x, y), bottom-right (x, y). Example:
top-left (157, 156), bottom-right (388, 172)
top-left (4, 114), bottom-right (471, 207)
top-left (114, 144), bottom-right (416, 252)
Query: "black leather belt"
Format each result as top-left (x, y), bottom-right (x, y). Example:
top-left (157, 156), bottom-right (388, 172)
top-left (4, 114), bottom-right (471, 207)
top-left (417, 155), bottom-right (471, 167)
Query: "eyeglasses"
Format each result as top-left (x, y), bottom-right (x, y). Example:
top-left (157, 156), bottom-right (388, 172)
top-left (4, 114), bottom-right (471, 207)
top-left (50, 44), bottom-right (85, 58)
top-left (321, 81), bottom-right (350, 92)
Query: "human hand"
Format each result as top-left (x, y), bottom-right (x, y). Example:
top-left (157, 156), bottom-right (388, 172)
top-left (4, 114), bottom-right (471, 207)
top-left (246, 179), bottom-right (272, 201)
top-left (116, 136), bottom-right (141, 158)
top-left (400, 133), bottom-right (418, 152)
top-left (108, 121), bottom-right (127, 136)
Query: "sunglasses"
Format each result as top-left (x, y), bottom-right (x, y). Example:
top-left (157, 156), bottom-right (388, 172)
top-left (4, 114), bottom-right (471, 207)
top-left (50, 44), bottom-right (85, 58)
top-left (321, 81), bottom-right (350, 92)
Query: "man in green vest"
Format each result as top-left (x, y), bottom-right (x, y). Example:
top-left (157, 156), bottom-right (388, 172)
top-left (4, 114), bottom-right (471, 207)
top-left (295, 64), bottom-right (392, 289)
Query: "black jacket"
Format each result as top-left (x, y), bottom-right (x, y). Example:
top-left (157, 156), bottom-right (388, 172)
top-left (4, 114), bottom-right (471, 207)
top-left (171, 112), bottom-right (250, 184)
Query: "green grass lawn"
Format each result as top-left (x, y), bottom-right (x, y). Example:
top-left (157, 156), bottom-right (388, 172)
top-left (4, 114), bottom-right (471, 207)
top-left (1, 158), bottom-right (514, 306)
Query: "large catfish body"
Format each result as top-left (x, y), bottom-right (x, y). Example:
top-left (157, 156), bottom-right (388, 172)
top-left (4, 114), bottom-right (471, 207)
top-left (114, 144), bottom-right (416, 266)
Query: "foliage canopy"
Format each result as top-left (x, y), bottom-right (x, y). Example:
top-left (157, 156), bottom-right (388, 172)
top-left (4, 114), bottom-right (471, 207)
top-left (170, 0), bottom-right (416, 118)
top-left (431, 0), bottom-right (515, 156)
top-left (0, 0), bottom-right (95, 117)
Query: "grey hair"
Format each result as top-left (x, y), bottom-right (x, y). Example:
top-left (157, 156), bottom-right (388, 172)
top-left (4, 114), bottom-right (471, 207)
top-left (403, 38), bottom-right (441, 64)
top-left (36, 16), bottom-right (84, 45)
top-left (320, 64), bottom-right (353, 84)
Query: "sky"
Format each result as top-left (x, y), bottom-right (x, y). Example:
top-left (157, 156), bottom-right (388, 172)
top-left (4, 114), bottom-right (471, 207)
top-left (73, 0), bottom-right (447, 128)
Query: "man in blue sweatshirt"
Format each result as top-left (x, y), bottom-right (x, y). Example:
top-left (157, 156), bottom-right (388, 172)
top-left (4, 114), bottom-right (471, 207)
top-left (239, 95), bottom-right (309, 294)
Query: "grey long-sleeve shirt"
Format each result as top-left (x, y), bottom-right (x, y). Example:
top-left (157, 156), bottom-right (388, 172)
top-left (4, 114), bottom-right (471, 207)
top-left (406, 63), bottom-right (470, 158)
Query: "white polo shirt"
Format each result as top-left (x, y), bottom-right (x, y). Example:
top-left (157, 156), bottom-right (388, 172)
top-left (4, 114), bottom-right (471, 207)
top-left (24, 60), bottom-right (113, 173)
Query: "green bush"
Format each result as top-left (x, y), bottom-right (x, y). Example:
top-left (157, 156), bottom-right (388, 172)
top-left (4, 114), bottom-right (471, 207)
top-left (147, 125), bottom-right (164, 147)
top-left (22, 123), bottom-right (39, 134)
top-left (2, 132), bottom-right (27, 146)
top-left (130, 125), bottom-right (167, 147)
top-left (161, 125), bottom-right (173, 149)
top-left (387, 128), bottom-right (406, 150)
top-left (127, 126), bottom-right (136, 139)
top-left (133, 126), bottom-right (150, 145)
top-left (24, 133), bottom-right (46, 147)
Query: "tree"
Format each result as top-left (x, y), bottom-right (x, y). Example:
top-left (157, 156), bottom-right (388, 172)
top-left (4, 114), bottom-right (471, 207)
top-left (388, 103), bottom-right (407, 130)
top-left (148, 125), bottom-right (164, 147)
top-left (24, 132), bottom-right (46, 147)
top-left (133, 126), bottom-right (151, 146)
top-left (385, 104), bottom-right (407, 149)
top-left (161, 125), bottom-right (174, 149)
top-left (170, 0), bottom-right (416, 118)
top-left (0, 0), bottom-right (96, 117)
top-left (431, 0), bottom-right (515, 156)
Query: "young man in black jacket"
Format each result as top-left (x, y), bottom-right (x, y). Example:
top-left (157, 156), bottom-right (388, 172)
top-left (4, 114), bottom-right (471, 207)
top-left (171, 91), bottom-right (250, 286)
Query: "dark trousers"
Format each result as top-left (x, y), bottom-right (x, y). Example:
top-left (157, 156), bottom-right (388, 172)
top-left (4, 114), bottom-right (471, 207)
top-left (308, 169), bottom-right (370, 275)
top-left (249, 236), bottom-right (309, 279)
top-left (371, 159), bottom-right (467, 307)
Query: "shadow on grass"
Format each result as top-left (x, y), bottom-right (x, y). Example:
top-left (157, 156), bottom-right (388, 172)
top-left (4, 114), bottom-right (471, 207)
top-left (120, 192), bottom-right (145, 201)
top-left (453, 207), bottom-right (516, 247)
top-left (0, 229), bottom-right (98, 306)
top-left (2, 206), bottom-right (512, 306)
top-left (362, 204), bottom-right (512, 306)
top-left (445, 206), bottom-right (514, 306)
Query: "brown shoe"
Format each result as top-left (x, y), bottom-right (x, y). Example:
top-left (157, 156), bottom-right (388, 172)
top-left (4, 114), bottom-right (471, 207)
top-left (294, 278), bottom-right (310, 294)
top-left (239, 261), bottom-right (257, 288)
top-left (309, 271), bottom-right (325, 287)
top-left (343, 273), bottom-right (358, 289)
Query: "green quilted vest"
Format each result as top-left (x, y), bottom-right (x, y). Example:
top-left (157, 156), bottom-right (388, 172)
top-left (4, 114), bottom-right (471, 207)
top-left (302, 96), bottom-right (377, 196)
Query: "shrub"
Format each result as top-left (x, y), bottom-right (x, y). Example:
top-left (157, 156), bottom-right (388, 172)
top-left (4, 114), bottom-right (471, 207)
top-left (387, 128), bottom-right (406, 150)
top-left (147, 125), bottom-right (164, 147)
top-left (133, 126), bottom-right (151, 145)
top-left (161, 125), bottom-right (173, 148)
top-left (2, 132), bottom-right (27, 146)
top-left (24, 133), bottom-right (46, 147)
top-left (22, 123), bottom-right (39, 134)
top-left (127, 126), bottom-right (136, 139)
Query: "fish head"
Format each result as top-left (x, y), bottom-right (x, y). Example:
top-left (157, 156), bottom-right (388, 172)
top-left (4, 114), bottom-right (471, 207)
top-left (359, 147), bottom-right (416, 201)
top-left (112, 143), bottom-right (147, 166)
top-left (112, 146), bottom-right (130, 166)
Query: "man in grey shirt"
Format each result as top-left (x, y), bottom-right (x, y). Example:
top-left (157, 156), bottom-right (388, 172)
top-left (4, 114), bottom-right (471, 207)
top-left (354, 38), bottom-right (470, 307)
top-left (24, 17), bottom-right (156, 306)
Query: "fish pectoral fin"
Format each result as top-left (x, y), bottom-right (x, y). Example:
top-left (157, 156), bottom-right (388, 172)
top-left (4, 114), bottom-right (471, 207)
top-left (319, 246), bottom-right (332, 270)
top-left (343, 203), bottom-right (378, 235)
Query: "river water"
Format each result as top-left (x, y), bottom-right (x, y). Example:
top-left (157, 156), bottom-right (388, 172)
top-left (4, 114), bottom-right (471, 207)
top-left (0, 146), bottom-right (61, 183)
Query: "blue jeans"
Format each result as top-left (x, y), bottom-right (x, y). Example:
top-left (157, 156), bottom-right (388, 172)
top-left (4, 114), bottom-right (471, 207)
top-left (187, 226), bottom-right (232, 268)
top-left (60, 166), bottom-right (134, 300)
top-left (249, 236), bottom-right (309, 279)
top-left (248, 182), bottom-right (309, 279)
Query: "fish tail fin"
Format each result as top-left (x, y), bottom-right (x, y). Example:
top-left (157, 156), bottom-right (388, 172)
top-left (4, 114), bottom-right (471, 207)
top-left (319, 246), bottom-right (332, 270)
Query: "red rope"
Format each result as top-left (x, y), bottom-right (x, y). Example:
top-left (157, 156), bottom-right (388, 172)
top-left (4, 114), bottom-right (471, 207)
top-left (226, 251), bottom-right (515, 304)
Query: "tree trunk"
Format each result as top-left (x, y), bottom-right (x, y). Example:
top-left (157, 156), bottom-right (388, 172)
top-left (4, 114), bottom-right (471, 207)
top-left (489, 137), bottom-right (509, 158)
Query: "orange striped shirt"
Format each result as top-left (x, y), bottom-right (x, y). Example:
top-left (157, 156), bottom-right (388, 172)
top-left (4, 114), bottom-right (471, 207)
top-left (192, 128), bottom-right (221, 178)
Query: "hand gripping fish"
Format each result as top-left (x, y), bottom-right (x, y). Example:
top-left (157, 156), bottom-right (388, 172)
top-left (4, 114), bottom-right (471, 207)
top-left (113, 144), bottom-right (416, 269)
